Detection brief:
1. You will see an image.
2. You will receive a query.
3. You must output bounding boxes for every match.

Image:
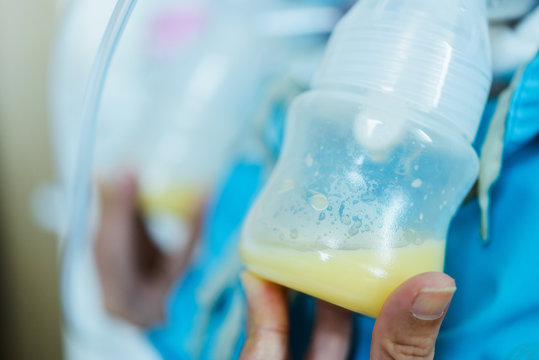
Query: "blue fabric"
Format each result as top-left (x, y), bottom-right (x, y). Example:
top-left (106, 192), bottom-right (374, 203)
top-left (438, 140), bottom-right (539, 359)
top-left (504, 57), bottom-right (539, 156)
top-left (148, 53), bottom-right (539, 359)
top-left (147, 163), bottom-right (263, 359)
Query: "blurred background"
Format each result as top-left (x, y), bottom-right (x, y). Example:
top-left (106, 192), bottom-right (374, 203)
top-left (0, 0), bottom-right (64, 359)
top-left (0, 1), bottom-right (342, 359)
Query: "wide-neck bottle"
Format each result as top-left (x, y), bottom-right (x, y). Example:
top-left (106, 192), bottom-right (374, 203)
top-left (241, 0), bottom-right (492, 317)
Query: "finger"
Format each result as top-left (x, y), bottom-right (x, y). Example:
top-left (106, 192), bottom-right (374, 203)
top-left (94, 174), bottom-right (140, 315)
top-left (96, 174), bottom-right (138, 252)
top-left (240, 272), bottom-right (289, 360)
top-left (102, 173), bottom-right (137, 224)
top-left (95, 174), bottom-right (139, 269)
top-left (305, 301), bottom-right (353, 360)
top-left (371, 272), bottom-right (455, 360)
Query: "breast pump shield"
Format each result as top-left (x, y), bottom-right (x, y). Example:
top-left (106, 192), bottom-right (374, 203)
top-left (241, 0), bottom-right (492, 317)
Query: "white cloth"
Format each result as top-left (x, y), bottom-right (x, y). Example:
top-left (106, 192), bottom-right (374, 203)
top-left (489, 3), bottom-right (539, 78)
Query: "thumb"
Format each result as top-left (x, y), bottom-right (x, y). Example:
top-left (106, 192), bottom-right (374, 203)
top-left (371, 272), bottom-right (455, 360)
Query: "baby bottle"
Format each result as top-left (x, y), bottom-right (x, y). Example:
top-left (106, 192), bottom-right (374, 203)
top-left (241, 0), bottom-right (492, 317)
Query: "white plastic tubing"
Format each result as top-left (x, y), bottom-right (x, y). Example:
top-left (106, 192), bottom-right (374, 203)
top-left (62, 0), bottom-right (138, 336)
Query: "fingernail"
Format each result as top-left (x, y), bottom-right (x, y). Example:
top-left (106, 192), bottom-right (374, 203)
top-left (411, 287), bottom-right (456, 321)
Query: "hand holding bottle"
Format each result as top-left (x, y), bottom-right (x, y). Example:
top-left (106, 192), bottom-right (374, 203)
top-left (94, 174), bottom-right (202, 327)
top-left (240, 271), bottom-right (456, 360)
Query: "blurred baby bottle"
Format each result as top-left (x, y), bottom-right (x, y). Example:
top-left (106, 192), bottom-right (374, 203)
top-left (241, 0), bottom-right (492, 317)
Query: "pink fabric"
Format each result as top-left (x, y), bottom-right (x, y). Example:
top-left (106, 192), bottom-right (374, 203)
top-left (151, 6), bottom-right (209, 60)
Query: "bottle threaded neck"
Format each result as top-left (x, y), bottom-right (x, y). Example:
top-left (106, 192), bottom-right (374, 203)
top-left (313, 0), bottom-right (492, 143)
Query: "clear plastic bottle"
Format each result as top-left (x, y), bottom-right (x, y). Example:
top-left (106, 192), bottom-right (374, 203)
top-left (241, 0), bottom-right (492, 317)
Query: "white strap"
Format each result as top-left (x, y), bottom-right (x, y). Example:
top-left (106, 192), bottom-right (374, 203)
top-left (478, 67), bottom-right (526, 242)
